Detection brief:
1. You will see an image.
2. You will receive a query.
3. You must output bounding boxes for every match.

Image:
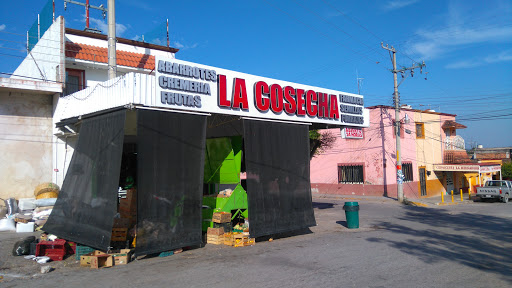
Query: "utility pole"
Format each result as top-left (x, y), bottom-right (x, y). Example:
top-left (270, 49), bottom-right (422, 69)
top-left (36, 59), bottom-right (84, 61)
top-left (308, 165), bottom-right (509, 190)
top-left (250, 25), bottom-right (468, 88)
top-left (64, 0), bottom-right (107, 30)
top-left (107, 0), bottom-right (117, 79)
top-left (381, 43), bottom-right (425, 203)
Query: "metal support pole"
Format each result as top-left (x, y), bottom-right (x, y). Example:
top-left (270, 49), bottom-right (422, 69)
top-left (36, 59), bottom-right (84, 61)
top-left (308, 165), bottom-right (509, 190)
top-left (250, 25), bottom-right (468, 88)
top-left (38, 14), bottom-right (40, 40)
top-left (381, 43), bottom-right (426, 204)
top-left (86, 0), bottom-right (90, 28)
top-left (107, 0), bottom-right (117, 79)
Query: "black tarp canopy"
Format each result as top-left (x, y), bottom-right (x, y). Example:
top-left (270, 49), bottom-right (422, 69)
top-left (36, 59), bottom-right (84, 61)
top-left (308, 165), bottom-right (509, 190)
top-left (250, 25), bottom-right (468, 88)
top-left (44, 110), bottom-right (126, 250)
top-left (243, 119), bottom-right (316, 238)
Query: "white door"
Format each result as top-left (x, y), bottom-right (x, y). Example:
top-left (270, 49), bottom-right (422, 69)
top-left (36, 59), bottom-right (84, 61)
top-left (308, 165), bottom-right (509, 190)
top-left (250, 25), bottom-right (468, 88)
top-left (446, 172), bottom-right (454, 194)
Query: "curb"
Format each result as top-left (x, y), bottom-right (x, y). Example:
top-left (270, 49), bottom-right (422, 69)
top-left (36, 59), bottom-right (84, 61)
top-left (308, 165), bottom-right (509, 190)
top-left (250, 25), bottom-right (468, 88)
top-left (435, 201), bottom-right (469, 206)
top-left (406, 201), bottom-right (429, 207)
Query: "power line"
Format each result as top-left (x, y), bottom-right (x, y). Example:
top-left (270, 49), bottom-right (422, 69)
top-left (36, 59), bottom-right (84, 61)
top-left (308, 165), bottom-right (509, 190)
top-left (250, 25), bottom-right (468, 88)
top-left (261, 0), bottom-right (386, 69)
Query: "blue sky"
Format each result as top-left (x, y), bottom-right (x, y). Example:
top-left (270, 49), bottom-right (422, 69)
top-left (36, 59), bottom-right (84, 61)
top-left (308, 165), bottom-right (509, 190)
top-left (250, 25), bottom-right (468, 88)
top-left (1, 0), bottom-right (511, 148)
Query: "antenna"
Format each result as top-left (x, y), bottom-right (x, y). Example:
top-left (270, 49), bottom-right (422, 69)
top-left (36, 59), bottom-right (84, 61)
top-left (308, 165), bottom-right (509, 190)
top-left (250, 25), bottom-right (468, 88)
top-left (356, 70), bottom-right (364, 95)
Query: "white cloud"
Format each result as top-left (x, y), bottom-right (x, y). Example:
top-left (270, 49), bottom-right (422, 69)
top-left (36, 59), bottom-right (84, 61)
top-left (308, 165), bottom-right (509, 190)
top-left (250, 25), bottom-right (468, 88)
top-left (383, 0), bottom-right (420, 11)
top-left (172, 41), bottom-right (199, 50)
top-left (174, 42), bottom-right (184, 49)
top-left (407, 1), bottom-right (512, 60)
top-left (445, 50), bottom-right (512, 69)
top-left (88, 17), bottom-right (128, 37)
top-left (410, 25), bottom-right (512, 60)
top-left (0, 24), bottom-right (5, 31)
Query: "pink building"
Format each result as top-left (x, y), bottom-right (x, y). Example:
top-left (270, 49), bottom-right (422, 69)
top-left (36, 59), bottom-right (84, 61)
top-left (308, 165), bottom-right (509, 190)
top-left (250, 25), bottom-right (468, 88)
top-left (310, 105), bottom-right (471, 199)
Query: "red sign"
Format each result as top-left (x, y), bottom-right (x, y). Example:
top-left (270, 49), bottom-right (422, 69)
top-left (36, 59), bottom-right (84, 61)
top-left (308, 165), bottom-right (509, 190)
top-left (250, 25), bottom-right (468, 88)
top-left (343, 128), bottom-right (363, 139)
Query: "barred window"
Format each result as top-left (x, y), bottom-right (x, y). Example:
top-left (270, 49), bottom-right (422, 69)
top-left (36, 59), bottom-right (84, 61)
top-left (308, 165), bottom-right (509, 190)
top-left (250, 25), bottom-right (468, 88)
top-left (338, 164), bottom-right (364, 184)
top-left (402, 162), bottom-right (413, 182)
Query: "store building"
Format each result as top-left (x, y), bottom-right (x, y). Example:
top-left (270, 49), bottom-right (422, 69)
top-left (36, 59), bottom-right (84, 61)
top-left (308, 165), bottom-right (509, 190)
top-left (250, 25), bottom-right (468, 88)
top-left (8, 17), bottom-right (370, 254)
top-left (310, 105), bottom-right (492, 199)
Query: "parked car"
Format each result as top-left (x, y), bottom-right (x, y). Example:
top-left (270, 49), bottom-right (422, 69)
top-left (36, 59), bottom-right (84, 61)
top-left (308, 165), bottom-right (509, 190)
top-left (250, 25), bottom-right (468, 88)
top-left (475, 180), bottom-right (512, 203)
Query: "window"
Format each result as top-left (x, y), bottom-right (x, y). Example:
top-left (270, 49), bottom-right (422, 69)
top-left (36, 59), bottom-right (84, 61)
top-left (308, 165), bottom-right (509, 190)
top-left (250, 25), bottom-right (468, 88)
top-left (416, 122), bottom-right (425, 139)
top-left (338, 164), bottom-right (364, 184)
top-left (402, 162), bottom-right (413, 182)
top-left (65, 69), bottom-right (85, 95)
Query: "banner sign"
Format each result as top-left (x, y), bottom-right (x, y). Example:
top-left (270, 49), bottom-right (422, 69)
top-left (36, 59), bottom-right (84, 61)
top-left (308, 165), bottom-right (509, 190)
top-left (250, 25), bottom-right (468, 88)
top-left (341, 127), bottom-right (363, 139)
top-left (155, 57), bottom-right (369, 127)
top-left (433, 164), bottom-right (501, 173)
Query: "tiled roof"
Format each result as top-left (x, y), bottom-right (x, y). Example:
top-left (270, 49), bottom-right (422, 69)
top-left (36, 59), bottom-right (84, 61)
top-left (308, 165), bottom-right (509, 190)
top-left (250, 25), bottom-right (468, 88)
top-left (442, 120), bottom-right (467, 129)
top-left (65, 42), bottom-right (155, 70)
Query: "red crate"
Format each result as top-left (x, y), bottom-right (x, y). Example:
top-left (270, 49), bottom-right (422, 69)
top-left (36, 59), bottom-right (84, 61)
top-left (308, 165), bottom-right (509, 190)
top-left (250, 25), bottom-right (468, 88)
top-left (36, 239), bottom-right (67, 261)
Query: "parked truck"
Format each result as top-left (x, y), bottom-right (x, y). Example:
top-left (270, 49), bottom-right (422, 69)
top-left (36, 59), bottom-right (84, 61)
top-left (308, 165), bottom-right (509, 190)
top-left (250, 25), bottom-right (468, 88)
top-left (475, 180), bottom-right (512, 203)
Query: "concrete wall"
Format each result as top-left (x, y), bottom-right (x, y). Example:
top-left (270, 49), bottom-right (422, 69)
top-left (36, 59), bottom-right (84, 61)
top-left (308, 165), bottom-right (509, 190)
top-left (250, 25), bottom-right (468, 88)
top-left (12, 17), bottom-right (64, 84)
top-left (310, 107), bottom-right (419, 199)
top-left (0, 91), bottom-right (54, 199)
top-left (414, 111), bottom-right (448, 197)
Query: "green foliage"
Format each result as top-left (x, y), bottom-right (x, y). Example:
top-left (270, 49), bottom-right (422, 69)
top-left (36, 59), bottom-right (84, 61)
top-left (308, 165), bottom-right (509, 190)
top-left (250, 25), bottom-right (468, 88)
top-left (309, 129), bottom-right (336, 158)
top-left (502, 162), bottom-right (512, 180)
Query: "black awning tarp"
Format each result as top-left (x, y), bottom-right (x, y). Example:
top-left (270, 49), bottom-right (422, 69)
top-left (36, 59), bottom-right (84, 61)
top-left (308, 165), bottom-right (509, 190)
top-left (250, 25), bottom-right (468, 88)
top-left (44, 110), bottom-right (126, 251)
top-left (135, 110), bottom-right (206, 256)
top-left (243, 120), bottom-right (316, 238)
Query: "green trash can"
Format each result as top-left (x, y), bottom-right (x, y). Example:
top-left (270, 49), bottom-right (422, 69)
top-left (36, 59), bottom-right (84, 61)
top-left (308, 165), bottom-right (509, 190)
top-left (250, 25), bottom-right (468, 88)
top-left (343, 202), bottom-right (359, 229)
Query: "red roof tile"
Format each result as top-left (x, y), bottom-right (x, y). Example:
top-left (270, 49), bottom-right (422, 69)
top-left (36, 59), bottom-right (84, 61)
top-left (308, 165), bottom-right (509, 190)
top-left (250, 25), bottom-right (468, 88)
top-left (65, 42), bottom-right (155, 70)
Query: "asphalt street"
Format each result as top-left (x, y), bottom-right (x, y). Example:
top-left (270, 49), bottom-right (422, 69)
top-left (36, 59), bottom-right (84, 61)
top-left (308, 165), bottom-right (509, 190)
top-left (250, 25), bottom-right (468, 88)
top-left (1, 196), bottom-right (511, 287)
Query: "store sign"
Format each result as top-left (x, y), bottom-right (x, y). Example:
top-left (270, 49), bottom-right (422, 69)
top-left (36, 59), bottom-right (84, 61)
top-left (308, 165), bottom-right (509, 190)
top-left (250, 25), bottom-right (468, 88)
top-left (155, 57), bottom-right (369, 127)
top-left (480, 165), bottom-right (501, 173)
top-left (433, 164), bottom-right (480, 172)
top-left (433, 164), bottom-right (501, 173)
top-left (341, 127), bottom-right (363, 139)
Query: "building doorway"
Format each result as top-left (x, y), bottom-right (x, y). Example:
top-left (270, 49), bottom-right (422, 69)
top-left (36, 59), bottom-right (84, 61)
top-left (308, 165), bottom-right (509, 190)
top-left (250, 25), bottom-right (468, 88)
top-left (419, 167), bottom-right (427, 196)
top-left (446, 172), bottom-right (454, 194)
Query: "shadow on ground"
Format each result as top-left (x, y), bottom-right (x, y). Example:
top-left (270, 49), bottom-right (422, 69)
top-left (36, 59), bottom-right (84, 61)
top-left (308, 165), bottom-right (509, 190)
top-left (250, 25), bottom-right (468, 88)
top-left (367, 206), bottom-right (512, 282)
top-left (312, 202), bottom-right (336, 209)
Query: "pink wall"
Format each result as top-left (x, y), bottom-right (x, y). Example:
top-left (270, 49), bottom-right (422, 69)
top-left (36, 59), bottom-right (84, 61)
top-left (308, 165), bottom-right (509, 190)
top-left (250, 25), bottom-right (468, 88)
top-left (310, 107), bottom-right (419, 199)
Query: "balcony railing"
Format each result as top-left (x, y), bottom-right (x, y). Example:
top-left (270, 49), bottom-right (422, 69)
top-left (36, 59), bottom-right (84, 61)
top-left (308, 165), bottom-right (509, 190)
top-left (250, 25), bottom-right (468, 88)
top-left (445, 135), bottom-right (465, 150)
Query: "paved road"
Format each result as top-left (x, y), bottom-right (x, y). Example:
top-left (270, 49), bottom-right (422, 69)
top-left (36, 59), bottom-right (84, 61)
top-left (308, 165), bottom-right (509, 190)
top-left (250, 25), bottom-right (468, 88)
top-left (1, 196), bottom-right (511, 287)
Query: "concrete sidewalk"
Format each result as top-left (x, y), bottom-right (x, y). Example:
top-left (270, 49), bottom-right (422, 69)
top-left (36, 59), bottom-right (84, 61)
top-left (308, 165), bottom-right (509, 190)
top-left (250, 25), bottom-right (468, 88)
top-left (313, 192), bottom-right (476, 208)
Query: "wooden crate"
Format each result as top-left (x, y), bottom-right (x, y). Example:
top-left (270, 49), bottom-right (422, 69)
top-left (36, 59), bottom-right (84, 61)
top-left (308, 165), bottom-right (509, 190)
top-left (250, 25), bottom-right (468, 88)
top-left (113, 218), bottom-right (130, 228)
top-left (112, 228), bottom-right (128, 242)
top-left (223, 233), bottom-right (250, 247)
top-left (212, 212), bottom-right (231, 223)
top-left (244, 238), bottom-right (256, 246)
top-left (206, 234), bottom-right (224, 245)
top-left (207, 227), bottom-right (224, 236)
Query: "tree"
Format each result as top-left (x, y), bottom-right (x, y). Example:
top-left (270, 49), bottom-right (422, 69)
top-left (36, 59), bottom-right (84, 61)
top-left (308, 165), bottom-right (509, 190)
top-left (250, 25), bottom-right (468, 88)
top-left (502, 162), bottom-right (512, 180)
top-left (309, 129), bottom-right (337, 159)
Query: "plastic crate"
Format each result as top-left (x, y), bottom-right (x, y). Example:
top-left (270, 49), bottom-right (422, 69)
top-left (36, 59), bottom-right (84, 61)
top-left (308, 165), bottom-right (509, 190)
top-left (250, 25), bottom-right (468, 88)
top-left (36, 239), bottom-right (66, 261)
top-left (75, 245), bottom-right (95, 260)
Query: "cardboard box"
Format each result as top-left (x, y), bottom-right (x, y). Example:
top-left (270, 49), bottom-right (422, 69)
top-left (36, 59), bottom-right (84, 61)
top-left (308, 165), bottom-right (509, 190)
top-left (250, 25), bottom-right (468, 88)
top-left (212, 212), bottom-right (231, 223)
top-left (110, 249), bottom-right (131, 265)
top-left (80, 251), bottom-right (106, 267)
top-left (91, 254), bottom-right (113, 269)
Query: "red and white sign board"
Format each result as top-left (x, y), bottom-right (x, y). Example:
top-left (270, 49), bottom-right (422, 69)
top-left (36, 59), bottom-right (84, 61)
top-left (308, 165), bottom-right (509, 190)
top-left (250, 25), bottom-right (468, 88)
top-left (433, 164), bottom-right (501, 174)
top-left (479, 165), bottom-right (501, 173)
top-left (155, 57), bottom-right (369, 127)
top-left (341, 127), bottom-right (363, 139)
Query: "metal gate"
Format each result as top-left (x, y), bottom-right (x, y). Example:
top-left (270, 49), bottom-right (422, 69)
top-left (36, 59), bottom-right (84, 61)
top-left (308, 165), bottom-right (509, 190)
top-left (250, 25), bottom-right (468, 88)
top-left (419, 168), bottom-right (427, 196)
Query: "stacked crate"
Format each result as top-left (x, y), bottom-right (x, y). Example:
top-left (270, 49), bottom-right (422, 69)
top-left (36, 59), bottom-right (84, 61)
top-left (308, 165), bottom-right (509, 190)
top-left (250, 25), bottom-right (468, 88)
top-left (119, 188), bottom-right (137, 227)
top-left (206, 227), bottom-right (224, 245)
